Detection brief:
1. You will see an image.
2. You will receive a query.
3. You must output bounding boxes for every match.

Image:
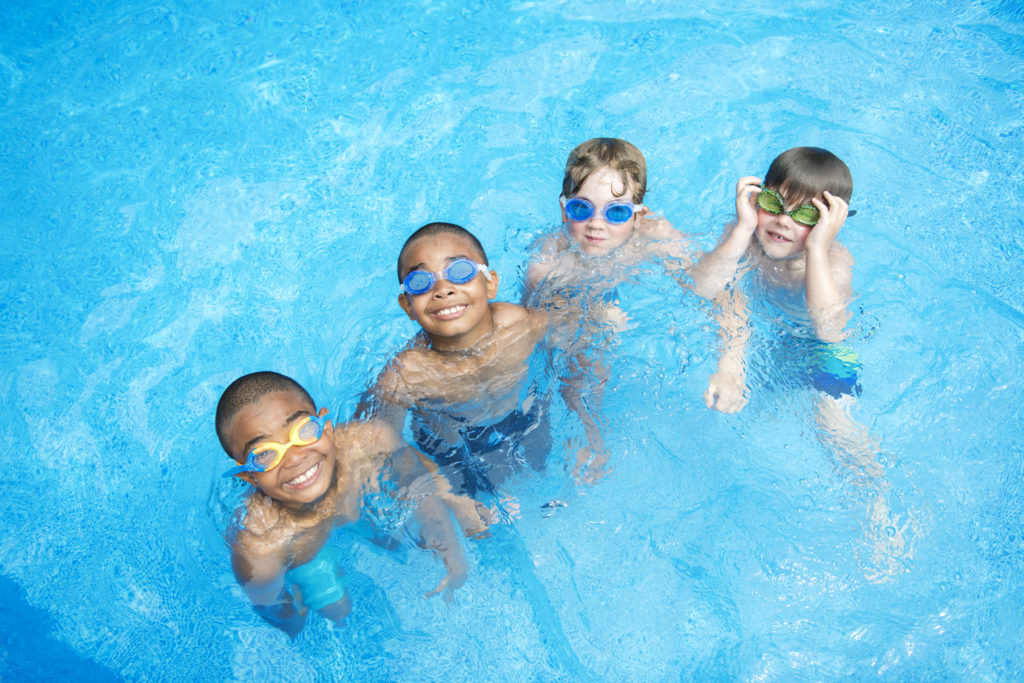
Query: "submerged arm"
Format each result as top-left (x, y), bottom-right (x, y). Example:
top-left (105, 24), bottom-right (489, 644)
top-left (704, 285), bottom-right (750, 413)
top-left (231, 548), bottom-right (307, 638)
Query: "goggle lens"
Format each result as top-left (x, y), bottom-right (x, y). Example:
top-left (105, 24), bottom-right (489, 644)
top-left (790, 206), bottom-right (820, 226)
top-left (604, 203), bottom-right (634, 223)
top-left (252, 447), bottom-right (280, 468)
top-left (445, 259), bottom-right (478, 284)
top-left (564, 197), bottom-right (594, 221)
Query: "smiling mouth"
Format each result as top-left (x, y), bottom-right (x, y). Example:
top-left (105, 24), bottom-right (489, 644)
top-left (284, 460), bottom-right (322, 490)
top-left (432, 304), bottom-right (467, 320)
top-left (766, 229), bottom-right (791, 243)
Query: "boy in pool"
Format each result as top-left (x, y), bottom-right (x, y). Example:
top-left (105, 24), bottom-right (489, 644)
top-left (521, 138), bottom-right (698, 476)
top-left (691, 147), bottom-right (914, 580)
top-left (216, 371), bottom-right (487, 637)
top-left (523, 137), bottom-right (695, 304)
top-left (690, 146), bottom-right (856, 412)
top-left (359, 222), bottom-right (595, 502)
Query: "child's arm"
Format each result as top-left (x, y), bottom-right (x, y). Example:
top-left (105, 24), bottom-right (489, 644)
top-left (408, 447), bottom-right (491, 538)
top-left (704, 286), bottom-right (750, 413)
top-left (559, 357), bottom-right (611, 482)
top-left (231, 546), bottom-right (307, 638)
top-left (413, 494), bottom-right (471, 603)
top-left (803, 191), bottom-right (854, 343)
top-left (521, 233), bottom-right (564, 306)
top-left (690, 177), bottom-right (761, 299)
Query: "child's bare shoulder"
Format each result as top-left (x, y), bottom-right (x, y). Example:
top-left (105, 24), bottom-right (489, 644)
top-left (333, 418), bottom-right (399, 456)
top-left (492, 301), bottom-right (549, 332)
top-left (232, 494), bottom-right (291, 559)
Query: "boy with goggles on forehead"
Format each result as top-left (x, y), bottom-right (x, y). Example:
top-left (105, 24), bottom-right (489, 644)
top-left (216, 371), bottom-right (488, 636)
top-left (691, 146), bottom-right (857, 414)
top-left (691, 148), bottom-right (913, 580)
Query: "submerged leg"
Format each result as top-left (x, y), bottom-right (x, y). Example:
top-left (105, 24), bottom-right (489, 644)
top-left (814, 394), bottom-right (920, 582)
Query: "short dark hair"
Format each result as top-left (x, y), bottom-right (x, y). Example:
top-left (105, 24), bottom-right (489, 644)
top-left (214, 371), bottom-right (315, 456)
top-left (763, 147), bottom-right (852, 206)
top-left (396, 222), bottom-right (489, 282)
top-left (562, 138), bottom-right (647, 204)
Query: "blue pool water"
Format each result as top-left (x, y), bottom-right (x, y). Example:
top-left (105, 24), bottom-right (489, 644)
top-left (2, 0), bottom-right (1023, 679)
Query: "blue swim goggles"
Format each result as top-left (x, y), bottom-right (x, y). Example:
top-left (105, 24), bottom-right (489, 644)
top-left (400, 258), bottom-right (490, 296)
top-left (562, 196), bottom-right (637, 224)
top-left (223, 411), bottom-right (330, 478)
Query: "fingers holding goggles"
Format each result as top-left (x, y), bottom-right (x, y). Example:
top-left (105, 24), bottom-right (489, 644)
top-left (562, 197), bottom-right (637, 224)
top-left (757, 187), bottom-right (856, 227)
top-left (401, 258), bottom-right (490, 296)
top-left (223, 411), bottom-right (330, 478)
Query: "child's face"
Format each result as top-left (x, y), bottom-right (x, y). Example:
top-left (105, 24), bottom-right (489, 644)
top-left (398, 232), bottom-right (499, 352)
top-left (754, 190), bottom-right (815, 260)
top-left (563, 166), bottom-right (641, 256)
top-left (224, 391), bottom-right (336, 510)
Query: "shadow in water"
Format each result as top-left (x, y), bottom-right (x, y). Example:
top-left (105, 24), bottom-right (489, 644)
top-left (0, 573), bottom-right (119, 681)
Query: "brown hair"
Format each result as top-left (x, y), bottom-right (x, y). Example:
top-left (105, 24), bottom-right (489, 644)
top-left (763, 147), bottom-right (853, 207)
top-left (562, 138), bottom-right (647, 204)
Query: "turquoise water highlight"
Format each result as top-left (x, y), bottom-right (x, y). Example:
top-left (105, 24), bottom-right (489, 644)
top-left (2, 0), bottom-right (1023, 679)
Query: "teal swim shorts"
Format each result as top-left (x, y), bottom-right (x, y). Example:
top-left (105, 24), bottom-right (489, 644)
top-left (285, 543), bottom-right (351, 611)
top-left (807, 343), bottom-right (862, 399)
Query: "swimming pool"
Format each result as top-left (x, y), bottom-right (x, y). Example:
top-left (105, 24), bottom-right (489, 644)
top-left (2, 0), bottom-right (1022, 679)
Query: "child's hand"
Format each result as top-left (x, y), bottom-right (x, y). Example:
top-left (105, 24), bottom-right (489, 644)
top-left (424, 561), bottom-right (468, 604)
top-left (704, 369), bottom-right (748, 413)
top-left (734, 176), bottom-right (762, 235)
top-left (572, 445), bottom-right (610, 484)
top-left (804, 191), bottom-right (849, 255)
top-left (460, 501), bottom-right (494, 540)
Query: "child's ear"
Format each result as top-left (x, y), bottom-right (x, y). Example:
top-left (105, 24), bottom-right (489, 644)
top-left (486, 271), bottom-right (499, 300)
top-left (397, 293), bottom-right (416, 321)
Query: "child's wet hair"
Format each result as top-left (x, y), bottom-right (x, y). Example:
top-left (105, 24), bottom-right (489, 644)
top-left (763, 147), bottom-right (853, 206)
top-left (215, 371), bottom-right (315, 456)
top-left (397, 222), bottom-right (489, 281)
top-left (562, 137), bottom-right (647, 204)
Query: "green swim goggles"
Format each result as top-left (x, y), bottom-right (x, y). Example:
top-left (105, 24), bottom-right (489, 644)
top-left (756, 187), bottom-right (856, 227)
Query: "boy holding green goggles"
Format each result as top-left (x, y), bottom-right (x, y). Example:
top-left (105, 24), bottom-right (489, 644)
top-left (690, 149), bottom-right (913, 581)
top-left (690, 146), bottom-right (857, 414)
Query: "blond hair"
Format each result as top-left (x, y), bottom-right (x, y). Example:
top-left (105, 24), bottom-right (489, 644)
top-left (562, 138), bottom-right (647, 204)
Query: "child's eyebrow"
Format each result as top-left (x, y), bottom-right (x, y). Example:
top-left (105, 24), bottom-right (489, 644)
top-left (240, 409), bottom-right (312, 454)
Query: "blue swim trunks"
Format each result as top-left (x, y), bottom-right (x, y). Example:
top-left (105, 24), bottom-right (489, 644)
top-left (413, 399), bottom-right (550, 497)
top-left (760, 335), bottom-right (862, 399)
top-left (285, 543), bottom-right (350, 611)
top-left (807, 343), bottom-right (862, 399)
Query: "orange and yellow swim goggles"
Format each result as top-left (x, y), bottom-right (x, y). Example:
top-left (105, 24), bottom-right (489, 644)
top-left (223, 411), bottom-right (330, 478)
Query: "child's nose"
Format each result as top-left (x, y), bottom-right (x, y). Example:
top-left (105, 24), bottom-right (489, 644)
top-left (431, 279), bottom-right (456, 296)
